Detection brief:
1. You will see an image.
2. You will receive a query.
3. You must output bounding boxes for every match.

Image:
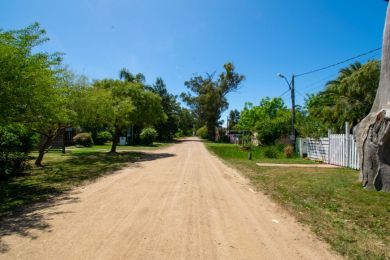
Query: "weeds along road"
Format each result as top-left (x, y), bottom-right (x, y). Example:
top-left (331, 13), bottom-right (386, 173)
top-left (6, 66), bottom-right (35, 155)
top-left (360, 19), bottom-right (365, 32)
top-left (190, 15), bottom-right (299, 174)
top-left (0, 138), bottom-right (340, 260)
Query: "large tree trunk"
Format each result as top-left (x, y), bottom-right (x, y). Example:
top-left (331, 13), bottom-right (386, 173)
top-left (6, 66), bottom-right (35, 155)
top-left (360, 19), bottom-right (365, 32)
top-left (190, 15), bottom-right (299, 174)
top-left (207, 122), bottom-right (216, 141)
top-left (35, 135), bottom-right (54, 167)
top-left (356, 3), bottom-right (390, 191)
top-left (110, 127), bottom-right (121, 153)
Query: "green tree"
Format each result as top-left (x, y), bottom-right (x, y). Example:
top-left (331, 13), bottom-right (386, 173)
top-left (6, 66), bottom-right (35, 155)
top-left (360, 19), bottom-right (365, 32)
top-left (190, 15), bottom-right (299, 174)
top-left (0, 23), bottom-right (61, 124)
top-left (148, 78), bottom-right (180, 141)
top-left (88, 79), bottom-right (166, 153)
top-left (237, 97), bottom-right (291, 145)
top-left (119, 68), bottom-right (145, 83)
top-left (181, 63), bottom-right (245, 141)
top-left (294, 105), bottom-right (328, 138)
top-left (0, 23), bottom-right (77, 166)
top-left (177, 108), bottom-right (195, 136)
top-left (307, 61), bottom-right (380, 132)
top-left (228, 109), bottom-right (240, 130)
top-left (33, 81), bottom-right (77, 166)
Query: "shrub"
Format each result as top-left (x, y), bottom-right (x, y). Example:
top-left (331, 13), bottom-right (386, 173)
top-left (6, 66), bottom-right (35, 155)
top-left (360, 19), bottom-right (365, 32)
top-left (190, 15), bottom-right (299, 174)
top-left (140, 127), bottom-right (158, 145)
top-left (196, 126), bottom-right (208, 139)
top-left (219, 135), bottom-right (230, 143)
top-left (264, 146), bottom-right (279, 158)
top-left (175, 129), bottom-right (185, 138)
top-left (95, 131), bottom-right (112, 145)
top-left (0, 124), bottom-right (36, 180)
top-left (0, 152), bottom-right (29, 180)
top-left (240, 134), bottom-right (252, 150)
top-left (73, 132), bottom-right (94, 147)
top-left (284, 145), bottom-right (294, 158)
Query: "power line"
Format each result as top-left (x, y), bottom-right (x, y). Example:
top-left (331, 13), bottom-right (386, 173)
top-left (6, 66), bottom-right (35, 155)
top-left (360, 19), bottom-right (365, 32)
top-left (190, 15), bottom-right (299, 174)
top-left (295, 49), bottom-right (382, 96)
top-left (278, 88), bottom-right (290, 97)
top-left (295, 89), bottom-right (306, 99)
top-left (299, 73), bottom-right (338, 92)
top-left (295, 47), bottom-right (382, 78)
top-left (298, 52), bottom-right (382, 94)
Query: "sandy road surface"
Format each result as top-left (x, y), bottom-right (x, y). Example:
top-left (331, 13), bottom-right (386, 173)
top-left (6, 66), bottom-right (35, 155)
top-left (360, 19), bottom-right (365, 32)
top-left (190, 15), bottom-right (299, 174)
top-left (0, 138), bottom-right (340, 259)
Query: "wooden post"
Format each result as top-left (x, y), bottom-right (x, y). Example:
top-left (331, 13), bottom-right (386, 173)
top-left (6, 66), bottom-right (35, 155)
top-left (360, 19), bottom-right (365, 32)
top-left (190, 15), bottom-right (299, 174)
top-left (62, 129), bottom-right (66, 154)
top-left (345, 122), bottom-right (350, 168)
top-left (328, 129), bottom-right (332, 164)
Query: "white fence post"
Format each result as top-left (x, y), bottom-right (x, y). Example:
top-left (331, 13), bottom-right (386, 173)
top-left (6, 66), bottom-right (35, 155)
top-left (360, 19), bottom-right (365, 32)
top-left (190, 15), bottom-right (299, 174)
top-left (345, 122), bottom-right (350, 168)
top-left (305, 122), bottom-right (359, 170)
top-left (327, 129), bottom-right (331, 164)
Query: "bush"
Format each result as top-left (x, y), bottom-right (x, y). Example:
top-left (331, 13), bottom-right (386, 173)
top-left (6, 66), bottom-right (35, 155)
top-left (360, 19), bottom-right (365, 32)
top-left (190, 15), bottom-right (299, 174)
top-left (219, 135), bottom-right (230, 143)
top-left (73, 132), bottom-right (94, 147)
top-left (175, 129), bottom-right (185, 138)
top-left (140, 127), bottom-right (158, 145)
top-left (240, 134), bottom-right (252, 150)
top-left (264, 146), bottom-right (279, 158)
top-left (95, 131), bottom-right (112, 145)
top-left (284, 145), bottom-right (294, 158)
top-left (0, 124), bottom-right (36, 180)
top-left (196, 126), bottom-right (208, 139)
top-left (0, 152), bottom-right (29, 180)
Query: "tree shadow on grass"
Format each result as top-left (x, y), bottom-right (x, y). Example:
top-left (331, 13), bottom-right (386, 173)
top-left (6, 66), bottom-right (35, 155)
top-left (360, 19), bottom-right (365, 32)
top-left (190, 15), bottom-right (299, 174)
top-left (0, 151), bottom-right (174, 253)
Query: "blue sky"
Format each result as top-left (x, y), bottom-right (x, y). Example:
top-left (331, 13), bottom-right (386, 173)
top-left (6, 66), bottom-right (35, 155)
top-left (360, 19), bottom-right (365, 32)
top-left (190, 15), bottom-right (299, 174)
top-left (1, 0), bottom-right (387, 124)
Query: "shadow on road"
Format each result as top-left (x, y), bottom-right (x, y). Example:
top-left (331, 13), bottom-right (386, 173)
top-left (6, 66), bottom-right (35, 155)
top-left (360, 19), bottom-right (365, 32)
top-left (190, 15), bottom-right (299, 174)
top-left (0, 194), bottom-right (80, 253)
top-left (175, 138), bottom-right (203, 143)
top-left (0, 151), bottom-right (175, 253)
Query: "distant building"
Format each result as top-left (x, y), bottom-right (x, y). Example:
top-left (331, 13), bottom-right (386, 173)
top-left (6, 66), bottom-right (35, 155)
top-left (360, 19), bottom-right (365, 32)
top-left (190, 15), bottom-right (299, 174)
top-left (51, 128), bottom-right (77, 148)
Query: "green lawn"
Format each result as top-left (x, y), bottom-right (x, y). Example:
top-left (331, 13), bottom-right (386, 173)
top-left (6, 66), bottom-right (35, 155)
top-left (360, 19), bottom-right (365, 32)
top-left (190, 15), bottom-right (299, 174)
top-left (206, 142), bottom-right (390, 260)
top-left (64, 142), bottom-right (171, 153)
top-left (207, 142), bottom-right (318, 164)
top-left (0, 143), bottom-right (173, 215)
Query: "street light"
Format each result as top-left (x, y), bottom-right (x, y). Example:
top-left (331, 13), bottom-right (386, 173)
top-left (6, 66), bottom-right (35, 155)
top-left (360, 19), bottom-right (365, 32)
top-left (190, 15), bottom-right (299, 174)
top-left (277, 73), bottom-right (291, 89)
top-left (277, 73), bottom-right (296, 146)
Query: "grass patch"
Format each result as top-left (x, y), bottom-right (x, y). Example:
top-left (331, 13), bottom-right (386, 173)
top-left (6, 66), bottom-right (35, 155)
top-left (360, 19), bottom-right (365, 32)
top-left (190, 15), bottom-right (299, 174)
top-left (207, 142), bottom-right (317, 164)
top-left (64, 142), bottom-right (171, 153)
top-left (0, 147), bottom-right (172, 215)
top-left (206, 142), bottom-right (390, 260)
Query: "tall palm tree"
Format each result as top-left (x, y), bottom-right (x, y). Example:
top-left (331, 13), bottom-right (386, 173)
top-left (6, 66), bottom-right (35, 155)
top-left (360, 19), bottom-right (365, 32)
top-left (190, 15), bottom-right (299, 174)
top-left (312, 61), bottom-right (380, 131)
top-left (119, 68), bottom-right (145, 83)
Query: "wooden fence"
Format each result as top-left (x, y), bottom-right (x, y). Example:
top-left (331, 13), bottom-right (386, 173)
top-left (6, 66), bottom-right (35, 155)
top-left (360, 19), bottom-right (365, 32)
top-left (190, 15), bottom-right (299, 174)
top-left (328, 134), bottom-right (360, 170)
top-left (296, 132), bottom-right (360, 170)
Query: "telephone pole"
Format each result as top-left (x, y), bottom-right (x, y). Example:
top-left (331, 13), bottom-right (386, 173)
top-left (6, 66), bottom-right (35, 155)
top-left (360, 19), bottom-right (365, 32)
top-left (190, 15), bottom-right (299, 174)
top-left (290, 75), bottom-right (296, 144)
top-left (277, 73), bottom-right (296, 147)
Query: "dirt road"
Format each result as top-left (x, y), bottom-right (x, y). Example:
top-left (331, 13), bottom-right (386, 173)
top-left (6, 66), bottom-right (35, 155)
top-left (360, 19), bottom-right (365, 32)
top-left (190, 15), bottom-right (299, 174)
top-left (0, 138), bottom-right (340, 259)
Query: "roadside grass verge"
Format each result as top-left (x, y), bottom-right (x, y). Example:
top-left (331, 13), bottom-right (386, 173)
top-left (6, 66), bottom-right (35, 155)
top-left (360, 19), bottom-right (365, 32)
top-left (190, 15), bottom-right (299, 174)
top-left (206, 142), bottom-right (390, 260)
top-left (207, 142), bottom-right (317, 164)
top-left (0, 146), bottom-right (172, 215)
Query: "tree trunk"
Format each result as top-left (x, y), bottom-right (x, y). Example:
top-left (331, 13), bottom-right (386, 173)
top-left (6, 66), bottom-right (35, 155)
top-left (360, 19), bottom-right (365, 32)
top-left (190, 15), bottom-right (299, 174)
top-left (207, 122), bottom-right (216, 141)
top-left (62, 129), bottom-right (66, 154)
top-left (356, 3), bottom-right (390, 191)
top-left (35, 135), bottom-right (54, 167)
top-left (110, 127), bottom-right (121, 153)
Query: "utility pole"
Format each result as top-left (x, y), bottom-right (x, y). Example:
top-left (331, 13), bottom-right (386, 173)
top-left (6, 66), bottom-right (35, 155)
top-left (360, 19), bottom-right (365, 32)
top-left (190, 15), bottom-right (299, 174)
top-left (277, 73), bottom-right (296, 148)
top-left (291, 75), bottom-right (296, 146)
top-left (227, 116), bottom-right (229, 135)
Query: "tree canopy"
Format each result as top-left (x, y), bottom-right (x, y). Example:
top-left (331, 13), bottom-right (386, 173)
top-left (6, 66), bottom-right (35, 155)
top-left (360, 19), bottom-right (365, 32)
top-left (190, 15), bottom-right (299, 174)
top-left (306, 61), bottom-right (380, 132)
top-left (148, 78), bottom-right (181, 141)
top-left (237, 97), bottom-right (291, 145)
top-left (86, 78), bottom-right (166, 152)
top-left (181, 63), bottom-right (244, 140)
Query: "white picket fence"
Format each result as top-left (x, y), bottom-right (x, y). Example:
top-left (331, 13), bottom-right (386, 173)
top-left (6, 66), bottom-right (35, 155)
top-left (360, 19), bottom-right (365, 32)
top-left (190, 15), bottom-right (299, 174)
top-left (306, 138), bottom-right (329, 162)
top-left (296, 133), bottom-right (360, 170)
